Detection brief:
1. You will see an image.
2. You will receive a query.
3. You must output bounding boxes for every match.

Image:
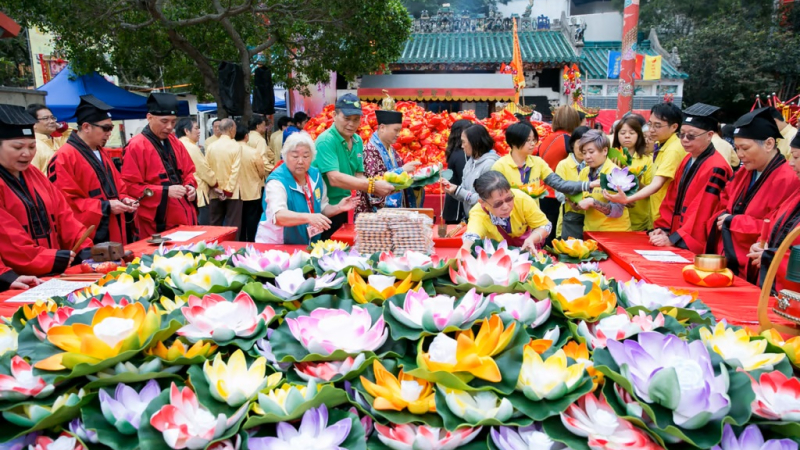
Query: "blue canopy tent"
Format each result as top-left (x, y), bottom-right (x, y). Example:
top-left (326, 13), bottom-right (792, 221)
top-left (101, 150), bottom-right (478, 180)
top-left (37, 67), bottom-right (190, 122)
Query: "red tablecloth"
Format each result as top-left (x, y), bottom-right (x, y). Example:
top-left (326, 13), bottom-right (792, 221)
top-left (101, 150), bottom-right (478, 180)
top-left (585, 231), bottom-right (789, 327)
top-left (126, 226), bottom-right (238, 256)
top-left (0, 226), bottom-right (239, 317)
top-left (331, 224), bottom-right (463, 248)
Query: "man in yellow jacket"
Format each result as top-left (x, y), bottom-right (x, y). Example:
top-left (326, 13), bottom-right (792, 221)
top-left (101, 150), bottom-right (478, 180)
top-left (177, 118), bottom-right (221, 225)
top-left (237, 120), bottom-right (267, 241)
top-left (204, 117), bottom-right (221, 150)
top-left (248, 114), bottom-right (276, 176)
top-left (27, 103), bottom-right (71, 174)
top-left (770, 106), bottom-right (798, 158)
top-left (269, 116), bottom-right (291, 161)
top-left (205, 118), bottom-right (242, 229)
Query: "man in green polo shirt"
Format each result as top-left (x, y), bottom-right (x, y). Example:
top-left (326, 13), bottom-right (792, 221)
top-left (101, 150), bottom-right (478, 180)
top-left (313, 93), bottom-right (395, 238)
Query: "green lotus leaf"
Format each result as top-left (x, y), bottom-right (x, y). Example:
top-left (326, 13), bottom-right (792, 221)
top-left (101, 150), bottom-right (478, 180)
top-left (0, 392), bottom-right (94, 442)
top-left (545, 248), bottom-right (609, 264)
top-left (137, 384), bottom-right (246, 450)
top-left (81, 396), bottom-right (140, 450)
top-left (434, 386), bottom-right (533, 431)
top-left (403, 317), bottom-right (529, 395)
top-left (510, 376), bottom-right (593, 421)
top-left (347, 359), bottom-right (443, 428)
top-left (593, 347), bottom-right (754, 448)
top-left (383, 292), bottom-right (500, 342)
top-left (270, 296), bottom-right (404, 363)
top-left (368, 431), bottom-right (487, 450)
top-left (243, 383), bottom-right (348, 429)
top-left (600, 170), bottom-right (640, 196)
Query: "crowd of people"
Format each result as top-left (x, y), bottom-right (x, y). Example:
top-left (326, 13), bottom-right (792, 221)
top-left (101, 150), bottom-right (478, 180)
top-left (1, 91), bottom-right (799, 298)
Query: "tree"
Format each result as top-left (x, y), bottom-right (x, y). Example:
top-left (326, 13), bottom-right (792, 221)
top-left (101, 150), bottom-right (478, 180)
top-left (673, 9), bottom-right (800, 117)
top-left (0, 29), bottom-right (33, 87)
top-left (403, 0), bottom-right (511, 17)
top-left (610, 0), bottom-right (800, 117)
top-left (1, 0), bottom-right (411, 119)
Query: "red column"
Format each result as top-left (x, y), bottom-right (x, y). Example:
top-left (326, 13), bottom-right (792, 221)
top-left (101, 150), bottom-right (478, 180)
top-left (616, 0), bottom-right (640, 119)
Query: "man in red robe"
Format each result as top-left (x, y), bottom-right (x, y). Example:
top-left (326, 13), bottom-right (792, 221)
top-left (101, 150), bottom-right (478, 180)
top-left (650, 103), bottom-right (733, 254)
top-left (121, 93), bottom-right (197, 239)
top-left (0, 104), bottom-right (93, 276)
top-left (706, 107), bottom-right (800, 280)
top-left (0, 258), bottom-right (41, 292)
top-left (49, 95), bottom-right (138, 244)
top-left (748, 133), bottom-right (800, 292)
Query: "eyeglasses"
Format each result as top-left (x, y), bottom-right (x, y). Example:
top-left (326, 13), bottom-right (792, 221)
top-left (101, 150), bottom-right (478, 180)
top-left (90, 123), bottom-right (114, 132)
top-left (678, 132), bottom-right (706, 141)
top-left (37, 115), bottom-right (57, 122)
top-left (488, 195), bottom-right (515, 209)
top-left (647, 122), bottom-right (666, 129)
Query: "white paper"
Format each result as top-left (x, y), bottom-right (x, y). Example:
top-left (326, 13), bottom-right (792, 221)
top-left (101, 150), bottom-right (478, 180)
top-left (161, 230), bottom-right (206, 242)
top-left (634, 250), bottom-right (691, 263)
top-left (7, 279), bottom-right (94, 303)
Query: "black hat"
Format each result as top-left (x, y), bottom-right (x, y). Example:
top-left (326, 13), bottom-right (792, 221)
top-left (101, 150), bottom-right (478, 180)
top-left (334, 93), bottom-right (363, 116)
top-left (733, 107), bottom-right (782, 141)
top-left (682, 103), bottom-right (720, 132)
top-left (375, 110), bottom-right (402, 125)
top-left (147, 93), bottom-right (178, 116)
top-left (76, 94), bottom-right (113, 125)
top-left (0, 104), bottom-right (36, 140)
top-left (791, 132), bottom-right (800, 150)
top-left (768, 106), bottom-right (785, 122)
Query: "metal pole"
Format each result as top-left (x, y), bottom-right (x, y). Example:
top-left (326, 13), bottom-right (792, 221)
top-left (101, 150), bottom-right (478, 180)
top-left (616, 0), bottom-right (640, 119)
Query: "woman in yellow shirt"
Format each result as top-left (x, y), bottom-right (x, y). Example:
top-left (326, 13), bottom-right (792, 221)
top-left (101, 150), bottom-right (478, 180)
top-left (462, 171), bottom-right (551, 252)
top-left (492, 122), bottom-right (592, 200)
top-left (612, 115), bottom-right (653, 231)
top-left (555, 126), bottom-right (589, 239)
top-left (575, 130), bottom-right (631, 231)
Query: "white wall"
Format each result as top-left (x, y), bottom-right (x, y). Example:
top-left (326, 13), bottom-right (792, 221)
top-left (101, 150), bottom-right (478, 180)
top-left (497, 0), bottom-right (570, 21)
top-left (580, 12), bottom-right (623, 42)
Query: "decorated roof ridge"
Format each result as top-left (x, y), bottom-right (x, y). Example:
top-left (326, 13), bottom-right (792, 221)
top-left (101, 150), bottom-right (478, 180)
top-left (580, 40), bottom-right (688, 80)
top-left (397, 30), bottom-right (578, 65)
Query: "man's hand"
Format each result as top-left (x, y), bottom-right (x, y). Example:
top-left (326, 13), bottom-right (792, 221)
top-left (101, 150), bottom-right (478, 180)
top-left (11, 275), bottom-right (41, 290)
top-left (168, 185), bottom-right (188, 199)
top-left (747, 242), bottom-right (765, 267)
top-left (307, 213), bottom-right (332, 231)
top-left (589, 179), bottom-right (601, 189)
top-left (716, 214), bottom-right (731, 230)
top-left (373, 180), bottom-right (395, 197)
top-left (109, 199), bottom-right (133, 215)
top-left (68, 251), bottom-right (76, 267)
top-left (650, 233), bottom-right (671, 247)
top-left (649, 228), bottom-right (666, 237)
top-left (185, 185), bottom-right (197, 202)
top-left (577, 198), bottom-right (595, 211)
top-left (337, 195), bottom-right (359, 213)
top-left (402, 161), bottom-right (422, 172)
top-left (121, 198), bottom-right (139, 212)
top-left (603, 189), bottom-right (628, 204)
top-left (443, 181), bottom-right (458, 195)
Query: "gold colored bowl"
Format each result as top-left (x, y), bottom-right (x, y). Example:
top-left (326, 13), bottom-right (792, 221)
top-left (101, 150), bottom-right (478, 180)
top-left (694, 254), bottom-right (727, 272)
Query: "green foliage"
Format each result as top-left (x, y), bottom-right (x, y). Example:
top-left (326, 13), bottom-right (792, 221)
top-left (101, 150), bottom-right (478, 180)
top-left (403, 0), bottom-right (511, 17)
top-left (1, 0), bottom-right (411, 117)
top-left (608, 0), bottom-right (800, 117)
top-left (0, 30), bottom-right (34, 87)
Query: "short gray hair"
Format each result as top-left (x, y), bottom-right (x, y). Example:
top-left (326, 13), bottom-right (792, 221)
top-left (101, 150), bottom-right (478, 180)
top-left (281, 131), bottom-right (316, 161)
top-left (218, 118), bottom-right (235, 133)
top-left (578, 129), bottom-right (610, 152)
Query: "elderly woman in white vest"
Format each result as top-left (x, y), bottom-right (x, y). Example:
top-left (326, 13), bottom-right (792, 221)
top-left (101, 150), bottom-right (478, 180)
top-left (255, 132), bottom-right (357, 244)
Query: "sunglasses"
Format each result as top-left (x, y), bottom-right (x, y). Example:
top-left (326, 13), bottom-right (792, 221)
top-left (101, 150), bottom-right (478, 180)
top-left (678, 131), bottom-right (706, 141)
top-left (90, 123), bottom-right (115, 132)
top-left (487, 195), bottom-right (515, 209)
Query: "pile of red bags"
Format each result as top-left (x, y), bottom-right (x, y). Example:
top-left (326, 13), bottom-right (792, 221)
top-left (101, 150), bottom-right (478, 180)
top-left (303, 101), bottom-right (552, 193)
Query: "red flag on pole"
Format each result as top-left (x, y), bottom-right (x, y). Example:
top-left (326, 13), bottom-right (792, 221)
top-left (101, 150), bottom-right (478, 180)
top-left (633, 54), bottom-right (644, 80)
